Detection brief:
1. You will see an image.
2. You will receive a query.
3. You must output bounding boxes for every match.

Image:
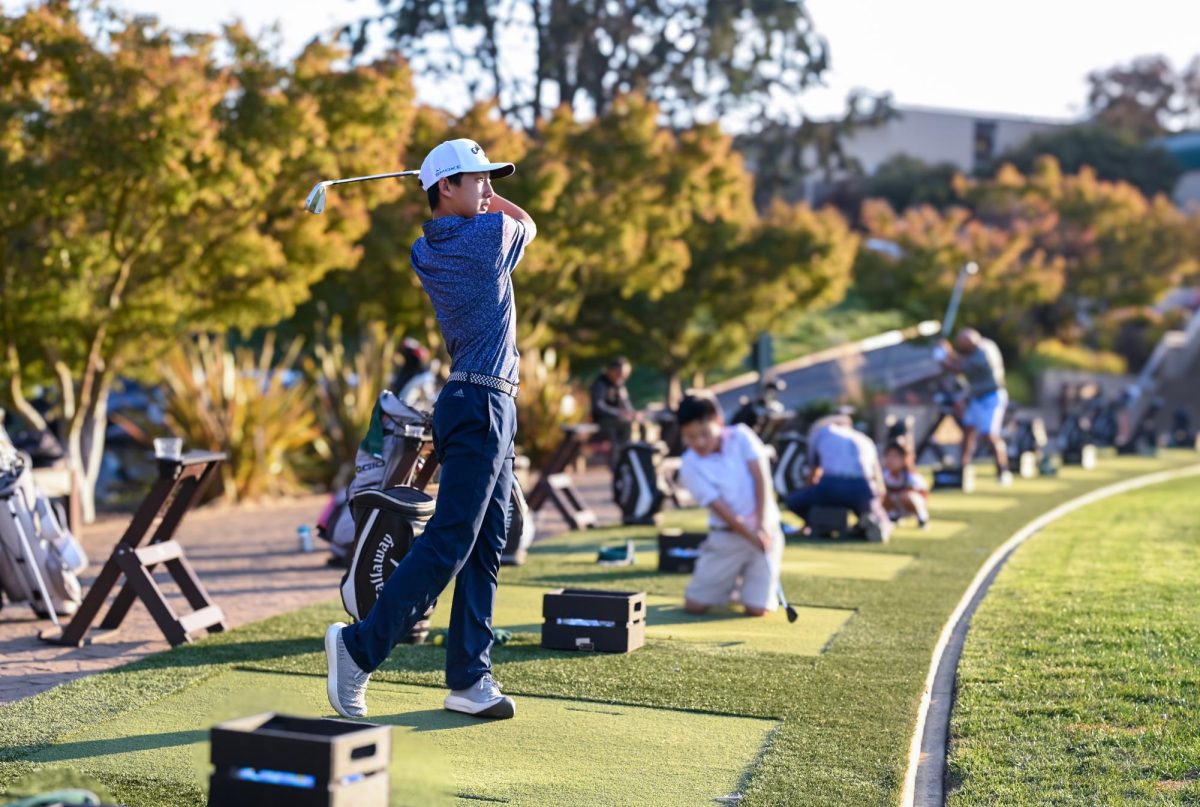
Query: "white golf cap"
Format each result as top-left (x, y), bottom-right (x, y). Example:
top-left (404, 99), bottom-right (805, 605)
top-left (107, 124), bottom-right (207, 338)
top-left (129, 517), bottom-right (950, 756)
top-left (419, 138), bottom-right (515, 190)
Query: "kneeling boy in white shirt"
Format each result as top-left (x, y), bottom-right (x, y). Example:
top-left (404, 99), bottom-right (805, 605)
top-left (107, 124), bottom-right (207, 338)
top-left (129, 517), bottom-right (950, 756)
top-left (675, 392), bottom-right (783, 617)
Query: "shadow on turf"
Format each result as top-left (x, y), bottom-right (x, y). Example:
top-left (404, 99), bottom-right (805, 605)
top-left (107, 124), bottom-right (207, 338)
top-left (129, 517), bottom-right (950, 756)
top-left (15, 729), bottom-right (207, 763)
top-left (124, 637), bottom-right (321, 672)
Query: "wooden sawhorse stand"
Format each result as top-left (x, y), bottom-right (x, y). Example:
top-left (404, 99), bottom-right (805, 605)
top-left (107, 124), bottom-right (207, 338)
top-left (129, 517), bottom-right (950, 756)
top-left (41, 451), bottom-right (229, 648)
top-left (527, 424), bottom-right (599, 530)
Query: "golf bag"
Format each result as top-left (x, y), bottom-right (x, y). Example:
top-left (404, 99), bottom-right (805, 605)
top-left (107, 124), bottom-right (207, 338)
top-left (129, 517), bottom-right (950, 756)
top-left (502, 478), bottom-right (535, 566)
top-left (1008, 417), bottom-right (1050, 477)
top-left (1168, 409), bottom-right (1198, 449)
top-left (322, 391), bottom-right (430, 563)
top-left (612, 442), bottom-right (669, 525)
top-left (0, 455), bottom-right (87, 618)
top-left (341, 486), bottom-right (437, 642)
top-left (772, 432), bottom-right (809, 498)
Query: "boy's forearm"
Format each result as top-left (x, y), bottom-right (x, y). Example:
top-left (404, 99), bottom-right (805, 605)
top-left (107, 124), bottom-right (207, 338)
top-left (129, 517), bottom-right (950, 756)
top-left (490, 194), bottom-right (537, 240)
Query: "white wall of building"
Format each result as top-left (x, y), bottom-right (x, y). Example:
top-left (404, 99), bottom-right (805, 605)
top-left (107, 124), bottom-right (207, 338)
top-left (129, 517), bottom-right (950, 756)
top-left (839, 105), bottom-right (1066, 175)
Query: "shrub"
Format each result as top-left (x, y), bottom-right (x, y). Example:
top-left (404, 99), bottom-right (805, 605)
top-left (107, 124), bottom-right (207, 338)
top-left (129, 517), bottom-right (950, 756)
top-left (303, 317), bottom-right (401, 489)
top-left (160, 334), bottom-right (326, 502)
top-left (517, 348), bottom-right (584, 465)
top-left (1026, 338), bottom-right (1128, 375)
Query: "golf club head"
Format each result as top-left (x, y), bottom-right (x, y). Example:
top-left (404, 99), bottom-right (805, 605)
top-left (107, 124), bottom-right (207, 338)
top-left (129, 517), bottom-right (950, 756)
top-left (304, 182), bottom-right (328, 215)
top-left (786, 606), bottom-right (798, 623)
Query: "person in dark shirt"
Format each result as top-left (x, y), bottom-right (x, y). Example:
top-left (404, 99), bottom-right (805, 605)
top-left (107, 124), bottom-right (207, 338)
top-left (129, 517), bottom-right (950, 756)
top-left (938, 328), bottom-right (1012, 484)
top-left (590, 357), bottom-right (636, 464)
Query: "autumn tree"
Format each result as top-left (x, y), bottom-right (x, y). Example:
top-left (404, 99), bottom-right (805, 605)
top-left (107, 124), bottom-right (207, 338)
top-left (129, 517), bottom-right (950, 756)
top-left (1087, 54), bottom-right (1200, 137)
top-left (0, 2), bottom-right (416, 518)
top-left (995, 124), bottom-right (1182, 199)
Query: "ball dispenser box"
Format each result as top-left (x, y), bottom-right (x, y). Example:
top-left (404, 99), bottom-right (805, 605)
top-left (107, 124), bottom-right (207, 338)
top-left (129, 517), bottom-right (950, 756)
top-left (542, 588), bottom-right (646, 653)
top-left (657, 529), bottom-right (706, 573)
top-left (208, 713), bottom-right (390, 807)
top-left (932, 464), bottom-right (975, 492)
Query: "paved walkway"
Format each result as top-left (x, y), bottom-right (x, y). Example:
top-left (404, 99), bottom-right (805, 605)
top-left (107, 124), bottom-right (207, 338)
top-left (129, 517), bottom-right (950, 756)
top-left (0, 468), bottom-right (620, 704)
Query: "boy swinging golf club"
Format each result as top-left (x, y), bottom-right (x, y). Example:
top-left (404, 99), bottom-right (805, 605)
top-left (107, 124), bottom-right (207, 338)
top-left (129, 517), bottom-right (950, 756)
top-left (325, 138), bottom-right (535, 720)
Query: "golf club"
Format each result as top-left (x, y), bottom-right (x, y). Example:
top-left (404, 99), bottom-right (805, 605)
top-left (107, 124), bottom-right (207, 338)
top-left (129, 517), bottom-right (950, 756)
top-left (777, 581), bottom-right (799, 624)
top-left (304, 170), bottom-right (420, 214)
top-left (941, 261), bottom-right (979, 339)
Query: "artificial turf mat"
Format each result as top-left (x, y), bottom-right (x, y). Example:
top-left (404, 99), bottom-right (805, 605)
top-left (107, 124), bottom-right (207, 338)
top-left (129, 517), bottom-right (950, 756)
top-left (929, 494), bottom-right (1019, 512)
top-left (3, 451), bottom-right (1197, 807)
top-left (523, 536), bottom-right (914, 582)
top-left (20, 668), bottom-right (775, 807)
top-left (426, 581), bottom-right (854, 656)
top-left (890, 519), bottom-right (968, 540)
top-left (947, 475), bottom-right (1200, 804)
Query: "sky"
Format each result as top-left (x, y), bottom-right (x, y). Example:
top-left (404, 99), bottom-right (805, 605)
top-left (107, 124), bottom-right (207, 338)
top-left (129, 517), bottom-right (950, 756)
top-left (32, 0), bottom-right (1200, 122)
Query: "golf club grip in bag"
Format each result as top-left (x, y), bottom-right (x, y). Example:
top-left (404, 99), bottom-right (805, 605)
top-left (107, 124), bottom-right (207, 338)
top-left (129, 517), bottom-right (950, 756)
top-left (342, 486), bottom-right (437, 643)
top-left (612, 442), bottom-right (668, 525)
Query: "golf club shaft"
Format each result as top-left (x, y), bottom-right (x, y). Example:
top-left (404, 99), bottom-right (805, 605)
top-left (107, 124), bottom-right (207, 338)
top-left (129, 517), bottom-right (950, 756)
top-left (941, 262), bottom-right (978, 339)
top-left (328, 170), bottom-right (419, 187)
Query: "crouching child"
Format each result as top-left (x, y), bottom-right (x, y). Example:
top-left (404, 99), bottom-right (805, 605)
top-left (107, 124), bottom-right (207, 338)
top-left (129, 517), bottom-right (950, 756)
top-left (882, 441), bottom-right (930, 528)
top-left (675, 392), bottom-right (783, 617)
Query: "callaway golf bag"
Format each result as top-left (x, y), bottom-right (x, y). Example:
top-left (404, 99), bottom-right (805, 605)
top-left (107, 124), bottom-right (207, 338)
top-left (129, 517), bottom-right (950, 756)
top-left (341, 486), bottom-right (437, 643)
top-left (772, 431), bottom-right (810, 498)
top-left (612, 441), bottom-right (669, 525)
top-left (0, 451), bottom-right (87, 620)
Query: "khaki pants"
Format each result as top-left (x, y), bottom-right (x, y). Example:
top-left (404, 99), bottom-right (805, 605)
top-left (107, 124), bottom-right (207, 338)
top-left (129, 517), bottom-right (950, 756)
top-left (684, 527), bottom-right (783, 612)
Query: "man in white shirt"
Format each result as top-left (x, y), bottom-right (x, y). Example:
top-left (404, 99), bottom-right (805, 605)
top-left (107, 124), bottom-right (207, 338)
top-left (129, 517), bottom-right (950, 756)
top-left (675, 392), bottom-right (783, 617)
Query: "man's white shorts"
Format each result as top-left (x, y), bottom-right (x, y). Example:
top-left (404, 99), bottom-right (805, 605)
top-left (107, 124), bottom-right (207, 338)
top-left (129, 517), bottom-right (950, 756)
top-left (963, 389), bottom-right (1008, 437)
top-left (684, 528), bottom-right (783, 612)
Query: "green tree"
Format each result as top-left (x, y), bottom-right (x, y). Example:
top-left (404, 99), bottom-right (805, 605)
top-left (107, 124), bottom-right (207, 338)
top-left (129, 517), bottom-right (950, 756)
top-left (863, 154), bottom-right (963, 212)
top-left (356, 0), bottom-right (830, 130)
top-left (567, 112), bottom-right (858, 402)
top-left (995, 124), bottom-right (1182, 199)
top-left (0, 3), bottom-right (415, 518)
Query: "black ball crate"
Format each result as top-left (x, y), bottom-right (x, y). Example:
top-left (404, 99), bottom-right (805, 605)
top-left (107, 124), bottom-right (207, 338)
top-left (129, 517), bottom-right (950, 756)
top-left (657, 529), bottom-right (706, 573)
top-left (541, 588), bottom-right (646, 653)
top-left (208, 713), bottom-right (390, 807)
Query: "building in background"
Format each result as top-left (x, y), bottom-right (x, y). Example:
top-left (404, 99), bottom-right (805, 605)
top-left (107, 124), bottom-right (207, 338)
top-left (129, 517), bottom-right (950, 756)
top-left (839, 104), bottom-right (1067, 178)
top-left (1161, 131), bottom-right (1200, 206)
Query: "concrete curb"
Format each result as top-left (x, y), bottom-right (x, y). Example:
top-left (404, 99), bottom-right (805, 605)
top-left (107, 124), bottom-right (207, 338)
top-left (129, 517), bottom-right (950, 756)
top-left (900, 462), bottom-right (1200, 807)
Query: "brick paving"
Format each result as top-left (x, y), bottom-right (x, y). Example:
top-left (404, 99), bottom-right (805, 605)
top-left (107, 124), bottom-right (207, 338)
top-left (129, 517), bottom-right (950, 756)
top-left (0, 468), bottom-right (620, 704)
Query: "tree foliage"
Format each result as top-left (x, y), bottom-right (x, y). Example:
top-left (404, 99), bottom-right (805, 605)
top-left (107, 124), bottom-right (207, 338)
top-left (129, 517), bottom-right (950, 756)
top-left (1087, 54), bottom-right (1200, 138)
top-left (995, 124), bottom-right (1183, 199)
top-left (0, 2), bottom-right (415, 517)
top-left (357, 0), bottom-right (830, 130)
top-left (855, 157), bottom-right (1199, 359)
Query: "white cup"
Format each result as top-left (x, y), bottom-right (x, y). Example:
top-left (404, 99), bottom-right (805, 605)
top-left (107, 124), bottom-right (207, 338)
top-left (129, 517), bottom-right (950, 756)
top-left (153, 437), bottom-right (183, 460)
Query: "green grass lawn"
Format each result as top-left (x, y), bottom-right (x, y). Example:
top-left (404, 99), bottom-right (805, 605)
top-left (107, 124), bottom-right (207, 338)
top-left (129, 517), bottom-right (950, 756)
top-left (2, 452), bottom-right (1198, 806)
top-left (947, 476), bottom-right (1200, 806)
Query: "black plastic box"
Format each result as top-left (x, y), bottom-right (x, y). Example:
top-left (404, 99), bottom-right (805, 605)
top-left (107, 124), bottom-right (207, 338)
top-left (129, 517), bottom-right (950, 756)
top-left (657, 529), bottom-right (706, 573)
top-left (932, 464), bottom-right (975, 492)
top-left (541, 588), bottom-right (646, 653)
top-left (807, 506), bottom-right (853, 538)
top-left (208, 713), bottom-right (390, 807)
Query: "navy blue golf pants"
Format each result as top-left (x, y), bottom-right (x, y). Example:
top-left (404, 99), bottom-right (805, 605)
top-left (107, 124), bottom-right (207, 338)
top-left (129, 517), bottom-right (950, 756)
top-left (342, 380), bottom-right (517, 691)
top-left (785, 475), bottom-right (876, 518)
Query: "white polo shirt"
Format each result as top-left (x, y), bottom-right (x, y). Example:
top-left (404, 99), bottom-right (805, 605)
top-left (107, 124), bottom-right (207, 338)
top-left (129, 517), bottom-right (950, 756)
top-left (679, 424), bottom-right (780, 530)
